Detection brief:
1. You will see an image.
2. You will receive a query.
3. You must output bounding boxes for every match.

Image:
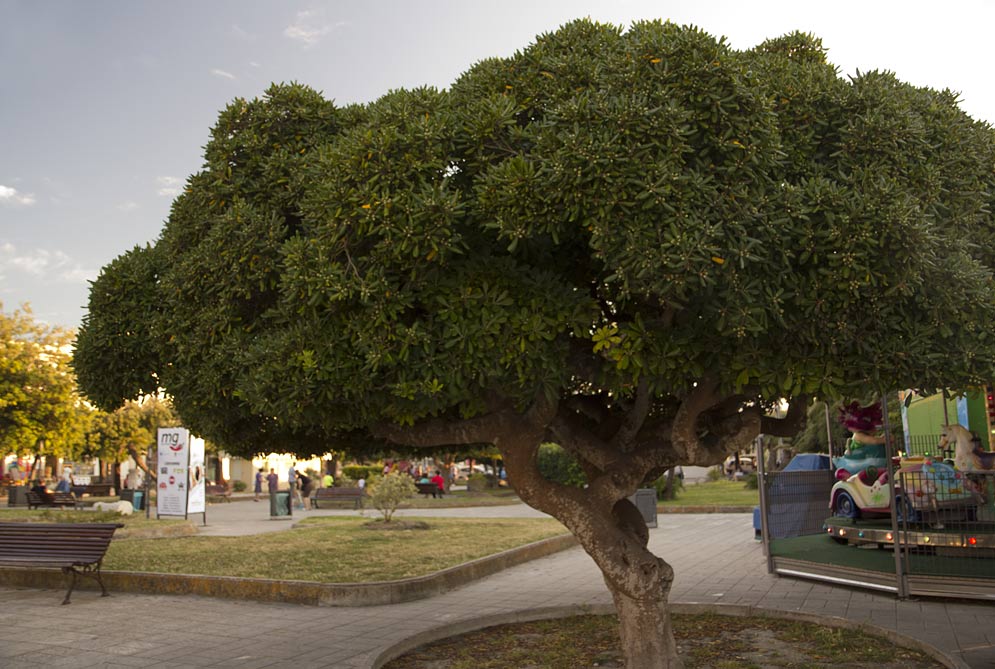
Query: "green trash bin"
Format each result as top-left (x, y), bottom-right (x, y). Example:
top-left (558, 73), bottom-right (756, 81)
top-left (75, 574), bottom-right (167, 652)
top-left (270, 491), bottom-right (292, 517)
top-left (120, 489), bottom-right (144, 511)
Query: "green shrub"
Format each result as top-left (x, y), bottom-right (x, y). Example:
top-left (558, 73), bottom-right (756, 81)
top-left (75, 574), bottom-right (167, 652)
top-left (744, 472), bottom-right (758, 489)
top-left (537, 443), bottom-right (586, 487)
top-left (231, 480), bottom-right (248, 492)
top-left (653, 471), bottom-right (684, 500)
top-left (466, 473), bottom-right (489, 492)
top-left (369, 471), bottom-right (416, 522)
top-left (343, 465), bottom-right (381, 481)
top-left (707, 466), bottom-right (723, 482)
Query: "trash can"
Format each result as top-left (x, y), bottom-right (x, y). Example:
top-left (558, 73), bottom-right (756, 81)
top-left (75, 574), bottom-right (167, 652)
top-left (270, 491), bottom-right (292, 518)
top-left (119, 489), bottom-right (145, 511)
top-left (6, 486), bottom-right (27, 507)
top-left (628, 488), bottom-right (658, 528)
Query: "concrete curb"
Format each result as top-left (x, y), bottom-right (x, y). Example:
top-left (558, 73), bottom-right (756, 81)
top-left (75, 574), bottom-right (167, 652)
top-left (0, 533), bottom-right (578, 607)
top-left (658, 505), bottom-right (753, 513)
top-left (371, 602), bottom-right (968, 669)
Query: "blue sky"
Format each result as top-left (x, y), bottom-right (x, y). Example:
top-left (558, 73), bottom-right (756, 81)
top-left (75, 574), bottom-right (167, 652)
top-left (3, 0), bottom-right (994, 329)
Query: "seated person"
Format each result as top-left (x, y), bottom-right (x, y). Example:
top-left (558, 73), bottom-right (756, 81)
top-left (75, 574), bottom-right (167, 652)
top-left (430, 471), bottom-right (446, 497)
top-left (54, 477), bottom-right (71, 493)
top-left (30, 479), bottom-right (55, 502)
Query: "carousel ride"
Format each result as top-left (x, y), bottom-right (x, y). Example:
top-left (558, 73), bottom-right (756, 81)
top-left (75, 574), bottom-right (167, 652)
top-left (823, 403), bottom-right (995, 553)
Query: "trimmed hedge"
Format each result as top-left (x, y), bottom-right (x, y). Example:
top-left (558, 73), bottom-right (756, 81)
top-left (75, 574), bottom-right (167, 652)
top-left (536, 443), bottom-right (586, 487)
top-left (342, 465), bottom-right (382, 481)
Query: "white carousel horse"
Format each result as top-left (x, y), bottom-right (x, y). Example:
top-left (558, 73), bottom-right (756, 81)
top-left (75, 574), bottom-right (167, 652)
top-left (939, 424), bottom-right (995, 471)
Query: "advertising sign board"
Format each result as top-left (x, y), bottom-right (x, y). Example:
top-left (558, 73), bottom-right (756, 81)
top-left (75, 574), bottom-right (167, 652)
top-left (156, 427), bottom-right (190, 517)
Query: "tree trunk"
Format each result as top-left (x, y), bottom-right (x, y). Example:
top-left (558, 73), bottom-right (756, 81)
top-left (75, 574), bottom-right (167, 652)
top-left (127, 445), bottom-right (156, 480)
top-left (573, 502), bottom-right (684, 668)
top-left (611, 588), bottom-right (683, 669)
top-left (503, 431), bottom-right (684, 668)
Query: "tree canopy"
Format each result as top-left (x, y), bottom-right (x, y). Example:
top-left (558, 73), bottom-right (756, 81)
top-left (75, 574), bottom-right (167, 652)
top-left (82, 396), bottom-right (178, 465)
top-left (1, 303), bottom-right (84, 459)
top-left (75, 20), bottom-right (995, 667)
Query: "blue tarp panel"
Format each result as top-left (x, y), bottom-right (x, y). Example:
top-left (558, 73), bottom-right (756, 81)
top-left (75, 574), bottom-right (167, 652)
top-left (754, 454), bottom-right (834, 538)
top-left (783, 453), bottom-right (831, 472)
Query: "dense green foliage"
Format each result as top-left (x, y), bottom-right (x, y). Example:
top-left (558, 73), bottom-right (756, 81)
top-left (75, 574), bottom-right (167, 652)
top-left (0, 304), bottom-right (84, 458)
top-left (536, 443), bottom-right (586, 487)
top-left (369, 471), bottom-right (418, 522)
top-left (342, 464), bottom-right (381, 481)
top-left (83, 397), bottom-right (178, 462)
top-left (75, 20), bottom-right (995, 463)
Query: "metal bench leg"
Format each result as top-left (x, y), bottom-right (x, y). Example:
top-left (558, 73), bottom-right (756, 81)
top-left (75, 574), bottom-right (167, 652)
top-left (62, 567), bottom-right (77, 605)
top-left (93, 565), bottom-right (110, 597)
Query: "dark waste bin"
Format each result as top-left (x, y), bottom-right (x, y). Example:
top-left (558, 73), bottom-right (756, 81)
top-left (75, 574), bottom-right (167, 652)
top-left (628, 488), bottom-right (658, 528)
top-left (119, 489), bottom-right (144, 511)
top-left (6, 486), bottom-right (27, 507)
top-left (270, 491), bottom-right (292, 518)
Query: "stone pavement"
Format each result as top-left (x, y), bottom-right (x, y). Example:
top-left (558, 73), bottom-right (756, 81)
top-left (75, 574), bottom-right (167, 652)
top-left (1, 505), bottom-right (993, 668)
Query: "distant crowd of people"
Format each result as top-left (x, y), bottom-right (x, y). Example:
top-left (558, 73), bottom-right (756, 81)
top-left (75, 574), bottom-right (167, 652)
top-left (254, 463), bottom-right (367, 511)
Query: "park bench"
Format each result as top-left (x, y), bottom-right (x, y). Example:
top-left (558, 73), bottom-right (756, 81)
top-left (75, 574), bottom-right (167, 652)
top-left (26, 491), bottom-right (80, 510)
top-left (205, 483), bottom-right (232, 502)
top-left (0, 521), bottom-right (123, 604)
top-left (71, 483), bottom-right (114, 498)
top-left (311, 487), bottom-right (365, 509)
top-left (415, 482), bottom-right (444, 498)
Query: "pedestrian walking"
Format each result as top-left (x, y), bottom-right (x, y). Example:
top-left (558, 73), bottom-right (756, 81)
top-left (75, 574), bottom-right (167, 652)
top-left (288, 463), bottom-right (303, 509)
top-left (299, 472), bottom-right (313, 510)
top-left (254, 468), bottom-right (264, 501)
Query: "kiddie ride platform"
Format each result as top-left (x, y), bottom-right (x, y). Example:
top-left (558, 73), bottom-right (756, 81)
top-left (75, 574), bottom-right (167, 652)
top-left (823, 517), bottom-right (995, 555)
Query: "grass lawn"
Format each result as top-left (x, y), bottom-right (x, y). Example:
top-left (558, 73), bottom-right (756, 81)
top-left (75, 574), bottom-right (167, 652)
top-left (103, 515), bottom-right (567, 582)
top-left (398, 488), bottom-right (520, 508)
top-left (659, 479), bottom-right (759, 508)
top-left (0, 507), bottom-right (189, 533)
top-left (384, 612), bottom-right (941, 669)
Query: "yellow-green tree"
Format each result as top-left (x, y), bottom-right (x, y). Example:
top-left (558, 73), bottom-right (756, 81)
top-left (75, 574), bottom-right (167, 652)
top-left (0, 304), bottom-right (84, 470)
top-left (84, 397), bottom-right (178, 479)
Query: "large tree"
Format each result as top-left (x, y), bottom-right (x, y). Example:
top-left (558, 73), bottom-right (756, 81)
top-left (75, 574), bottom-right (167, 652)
top-left (0, 303), bottom-right (85, 469)
top-left (84, 397), bottom-right (178, 479)
top-left (74, 21), bottom-right (995, 668)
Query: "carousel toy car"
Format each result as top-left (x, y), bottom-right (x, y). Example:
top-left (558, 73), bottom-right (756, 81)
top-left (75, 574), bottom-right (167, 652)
top-left (829, 457), bottom-right (981, 522)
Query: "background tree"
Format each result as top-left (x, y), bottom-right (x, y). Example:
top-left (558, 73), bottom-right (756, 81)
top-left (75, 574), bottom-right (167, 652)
top-left (75, 21), bottom-right (995, 668)
top-left (0, 303), bottom-right (85, 477)
top-left (84, 397), bottom-right (179, 484)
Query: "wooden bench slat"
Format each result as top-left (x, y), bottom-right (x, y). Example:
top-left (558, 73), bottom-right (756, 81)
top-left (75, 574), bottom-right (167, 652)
top-left (311, 487), bottom-right (365, 508)
top-left (0, 522), bottom-right (122, 604)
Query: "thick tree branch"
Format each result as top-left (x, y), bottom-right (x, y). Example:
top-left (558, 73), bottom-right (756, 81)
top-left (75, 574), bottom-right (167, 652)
top-left (562, 393), bottom-right (612, 425)
top-left (670, 378), bottom-right (722, 462)
top-left (611, 378), bottom-right (651, 451)
top-left (550, 410), bottom-right (616, 472)
top-left (760, 394), bottom-right (810, 437)
top-left (371, 403), bottom-right (515, 448)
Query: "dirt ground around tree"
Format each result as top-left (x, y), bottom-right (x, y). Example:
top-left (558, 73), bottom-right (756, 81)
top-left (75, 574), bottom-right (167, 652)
top-left (384, 612), bottom-right (944, 669)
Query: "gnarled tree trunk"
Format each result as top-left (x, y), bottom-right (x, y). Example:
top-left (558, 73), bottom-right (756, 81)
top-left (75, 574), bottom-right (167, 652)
top-left (505, 431), bottom-right (683, 668)
top-left (374, 387), bottom-right (808, 669)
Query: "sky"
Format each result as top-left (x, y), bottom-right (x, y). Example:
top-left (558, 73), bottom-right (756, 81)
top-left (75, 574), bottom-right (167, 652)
top-left (2, 0), bottom-right (994, 330)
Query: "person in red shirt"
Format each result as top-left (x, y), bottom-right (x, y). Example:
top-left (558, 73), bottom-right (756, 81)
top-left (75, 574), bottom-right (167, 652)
top-left (430, 470), bottom-right (445, 496)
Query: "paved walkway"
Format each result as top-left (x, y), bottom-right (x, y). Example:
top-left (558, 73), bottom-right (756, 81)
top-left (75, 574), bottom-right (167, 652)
top-left (1, 503), bottom-right (993, 668)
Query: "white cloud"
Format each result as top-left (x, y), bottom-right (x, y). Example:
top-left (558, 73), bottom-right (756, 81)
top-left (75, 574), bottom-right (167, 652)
top-left (157, 176), bottom-right (182, 197)
top-left (211, 68), bottom-right (236, 80)
top-left (0, 243), bottom-right (95, 285)
top-left (249, 61), bottom-right (261, 68)
top-left (117, 201), bottom-right (139, 212)
top-left (284, 9), bottom-right (347, 46)
top-left (231, 24), bottom-right (255, 40)
top-left (0, 184), bottom-right (36, 206)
